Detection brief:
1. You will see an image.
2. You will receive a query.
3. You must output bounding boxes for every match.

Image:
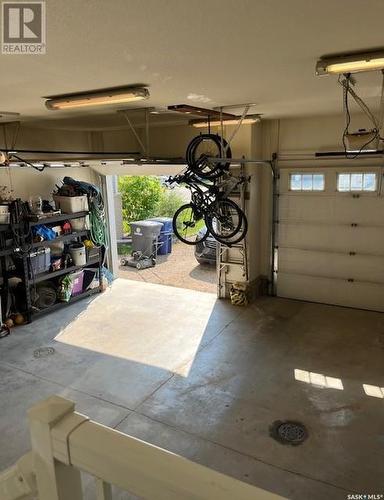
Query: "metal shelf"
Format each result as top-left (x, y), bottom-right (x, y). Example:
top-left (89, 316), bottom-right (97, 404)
top-left (31, 230), bottom-right (88, 248)
top-left (32, 287), bottom-right (101, 317)
top-left (28, 211), bottom-right (89, 226)
top-left (30, 257), bottom-right (100, 284)
top-left (0, 248), bottom-right (14, 257)
top-left (0, 209), bottom-right (102, 323)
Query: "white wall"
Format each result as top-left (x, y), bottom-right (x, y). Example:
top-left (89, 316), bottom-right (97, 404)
top-left (2, 124), bottom-right (91, 152)
top-left (277, 113), bottom-right (373, 154)
top-left (0, 165), bottom-right (97, 203)
top-left (102, 129), bottom-right (141, 155)
top-left (0, 124), bottom-right (100, 203)
top-left (146, 123), bottom-right (253, 159)
top-left (101, 122), bottom-right (253, 159)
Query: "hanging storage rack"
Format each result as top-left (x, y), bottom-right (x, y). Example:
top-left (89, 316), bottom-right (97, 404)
top-left (168, 102), bottom-right (277, 296)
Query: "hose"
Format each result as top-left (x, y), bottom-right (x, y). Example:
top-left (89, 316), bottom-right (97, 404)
top-left (61, 177), bottom-right (108, 248)
top-left (89, 194), bottom-right (108, 247)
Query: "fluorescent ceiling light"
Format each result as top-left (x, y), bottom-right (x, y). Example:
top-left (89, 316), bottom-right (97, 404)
top-left (191, 117), bottom-right (260, 128)
top-left (316, 51), bottom-right (384, 75)
top-left (45, 86), bottom-right (149, 110)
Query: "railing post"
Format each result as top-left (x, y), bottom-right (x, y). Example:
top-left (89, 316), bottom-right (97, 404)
top-left (95, 478), bottom-right (113, 500)
top-left (28, 396), bottom-right (84, 500)
top-left (0, 452), bottom-right (37, 500)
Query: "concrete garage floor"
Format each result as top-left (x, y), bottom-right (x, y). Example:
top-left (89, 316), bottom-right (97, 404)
top-left (118, 241), bottom-right (217, 293)
top-left (0, 279), bottom-right (383, 499)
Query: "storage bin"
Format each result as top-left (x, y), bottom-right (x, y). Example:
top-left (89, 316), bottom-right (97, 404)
top-left (46, 241), bottom-right (64, 257)
top-left (29, 247), bottom-right (51, 275)
top-left (86, 245), bottom-right (100, 261)
top-left (130, 220), bottom-right (162, 257)
top-left (148, 217), bottom-right (173, 255)
top-left (53, 195), bottom-right (89, 214)
top-left (0, 213), bottom-right (10, 224)
top-left (71, 270), bottom-right (84, 296)
top-left (71, 215), bottom-right (90, 231)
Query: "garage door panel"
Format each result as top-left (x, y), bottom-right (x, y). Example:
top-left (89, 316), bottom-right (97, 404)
top-left (278, 248), bottom-right (384, 283)
top-left (278, 223), bottom-right (384, 254)
top-left (279, 195), bottom-right (384, 225)
top-left (277, 273), bottom-right (384, 312)
top-left (277, 166), bottom-right (384, 311)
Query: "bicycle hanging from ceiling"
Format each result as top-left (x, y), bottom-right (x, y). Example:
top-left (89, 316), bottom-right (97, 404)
top-left (166, 104), bottom-right (256, 247)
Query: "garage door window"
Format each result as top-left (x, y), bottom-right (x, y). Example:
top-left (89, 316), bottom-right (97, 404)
top-left (337, 172), bottom-right (377, 192)
top-left (290, 173), bottom-right (325, 191)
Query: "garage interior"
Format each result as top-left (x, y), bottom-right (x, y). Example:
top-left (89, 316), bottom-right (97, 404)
top-left (1, 1), bottom-right (384, 499)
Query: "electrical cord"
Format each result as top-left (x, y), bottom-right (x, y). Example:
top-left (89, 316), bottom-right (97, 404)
top-left (339, 73), bottom-right (381, 159)
top-left (8, 153), bottom-right (46, 171)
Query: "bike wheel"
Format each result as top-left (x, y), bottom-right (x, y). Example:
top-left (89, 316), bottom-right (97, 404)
top-left (206, 199), bottom-right (244, 240)
top-left (213, 214), bottom-right (248, 246)
top-left (186, 134), bottom-right (232, 179)
top-left (173, 204), bottom-right (209, 245)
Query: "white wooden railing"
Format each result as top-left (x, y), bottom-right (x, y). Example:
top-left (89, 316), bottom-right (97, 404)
top-left (0, 396), bottom-right (284, 500)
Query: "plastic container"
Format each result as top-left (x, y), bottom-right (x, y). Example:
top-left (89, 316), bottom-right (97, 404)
top-left (29, 247), bottom-right (51, 275)
top-left (130, 220), bottom-right (162, 257)
top-left (0, 213), bottom-right (10, 224)
top-left (71, 270), bottom-right (84, 296)
top-left (0, 204), bottom-right (10, 224)
top-left (69, 243), bottom-right (87, 266)
top-left (148, 217), bottom-right (173, 255)
top-left (46, 241), bottom-right (64, 257)
top-left (53, 195), bottom-right (89, 214)
top-left (71, 215), bottom-right (90, 231)
top-left (86, 245), bottom-right (100, 261)
top-left (29, 196), bottom-right (43, 215)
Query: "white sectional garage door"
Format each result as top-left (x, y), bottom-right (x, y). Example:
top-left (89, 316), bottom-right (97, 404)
top-left (276, 166), bottom-right (384, 312)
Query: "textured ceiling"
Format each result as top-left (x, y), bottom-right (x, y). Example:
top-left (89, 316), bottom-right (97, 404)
top-left (1, 0), bottom-right (384, 129)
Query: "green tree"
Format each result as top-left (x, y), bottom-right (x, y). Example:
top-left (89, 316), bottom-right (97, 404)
top-left (118, 176), bottom-right (162, 233)
top-left (155, 189), bottom-right (185, 218)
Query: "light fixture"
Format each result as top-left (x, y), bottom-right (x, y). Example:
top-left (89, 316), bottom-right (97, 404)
top-left (45, 86), bottom-right (150, 110)
top-left (316, 50), bottom-right (384, 75)
top-left (190, 116), bottom-right (260, 128)
top-left (0, 111), bottom-right (20, 118)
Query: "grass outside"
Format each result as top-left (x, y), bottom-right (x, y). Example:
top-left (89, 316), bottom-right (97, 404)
top-left (117, 243), bottom-right (132, 256)
top-left (175, 207), bottom-right (206, 241)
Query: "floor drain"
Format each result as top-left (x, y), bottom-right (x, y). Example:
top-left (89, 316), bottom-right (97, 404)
top-left (33, 347), bottom-right (55, 358)
top-left (270, 420), bottom-right (308, 446)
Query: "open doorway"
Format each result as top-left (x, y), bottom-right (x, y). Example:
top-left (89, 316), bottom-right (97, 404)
top-left (113, 175), bottom-right (217, 293)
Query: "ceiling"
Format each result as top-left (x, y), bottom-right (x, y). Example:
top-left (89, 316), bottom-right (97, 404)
top-left (1, 0), bottom-right (384, 130)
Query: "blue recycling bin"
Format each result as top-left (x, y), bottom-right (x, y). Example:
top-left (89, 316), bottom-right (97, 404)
top-left (148, 217), bottom-right (173, 255)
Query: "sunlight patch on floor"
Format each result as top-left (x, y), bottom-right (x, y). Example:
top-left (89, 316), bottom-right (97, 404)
top-left (55, 279), bottom-right (218, 377)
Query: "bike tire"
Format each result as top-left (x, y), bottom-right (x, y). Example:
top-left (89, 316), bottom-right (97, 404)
top-left (211, 213), bottom-right (248, 246)
top-left (186, 134), bottom-right (232, 179)
top-left (205, 199), bottom-right (244, 240)
top-left (173, 203), bottom-right (209, 246)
